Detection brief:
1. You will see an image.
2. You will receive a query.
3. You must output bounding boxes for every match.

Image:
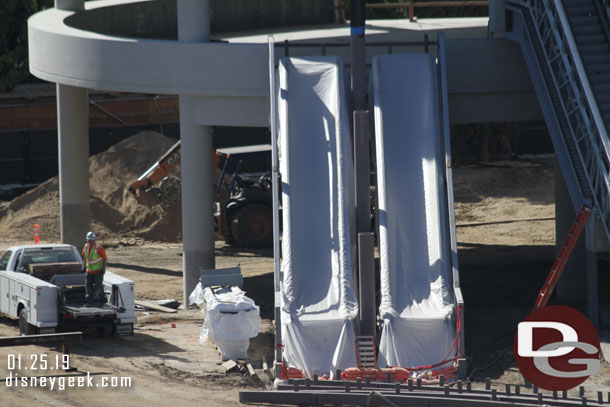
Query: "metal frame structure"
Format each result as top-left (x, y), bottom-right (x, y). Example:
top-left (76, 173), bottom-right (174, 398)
top-left (366, 1), bottom-right (489, 22)
top-left (438, 32), bottom-right (466, 363)
top-left (241, 376), bottom-right (610, 407)
top-left (266, 25), bottom-right (467, 382)
top-left (267, 36), bottom-right (283, 377)
top-left (0, 332), bottom-right (82, 347)
top-left (506, 0), bottom-right (610, 245)
top-left (276, 37), bottom-right (438, 59)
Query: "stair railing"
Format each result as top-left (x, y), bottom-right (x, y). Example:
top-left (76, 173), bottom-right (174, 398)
top-left (512, 0), bottom-right (610, 241)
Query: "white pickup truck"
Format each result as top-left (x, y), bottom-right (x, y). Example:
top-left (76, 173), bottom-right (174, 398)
top-left (0, 244), bottom-right (136, 336)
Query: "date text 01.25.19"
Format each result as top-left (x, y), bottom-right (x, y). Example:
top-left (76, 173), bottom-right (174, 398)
top-left (7, 354), bottom-right (70, 371)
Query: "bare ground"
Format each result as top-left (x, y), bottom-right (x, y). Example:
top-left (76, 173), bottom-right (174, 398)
top-left (0, 156), bottom-right (608, 405)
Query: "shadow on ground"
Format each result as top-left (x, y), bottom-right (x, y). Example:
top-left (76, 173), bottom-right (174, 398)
top-left (458, 243), bottom-right (610, 380)
top-left (243, 273), bottom-right (274, 320)
top-left (108, 262), bottom-right (181, 276)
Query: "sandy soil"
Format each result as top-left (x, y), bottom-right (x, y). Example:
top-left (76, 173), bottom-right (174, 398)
top-left (0, 156), bottom-right (608, 405)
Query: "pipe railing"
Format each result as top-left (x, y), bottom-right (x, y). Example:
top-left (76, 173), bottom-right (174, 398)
top-left (438, 32), bottom-right (465, 359)
top-left (275, 36), bottom-right (436, 59)
top-left (267, 35), bottom-right (283, 375)
top-left (365, 0), bottom-right (488, 22)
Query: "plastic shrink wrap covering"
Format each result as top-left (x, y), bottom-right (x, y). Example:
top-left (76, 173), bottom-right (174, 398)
top-left (372, 54), bottom-right (457, 369)
top-left (277, 56), bottom-right (358, 378)
top-left (190, 283), bottom-right (261, 360)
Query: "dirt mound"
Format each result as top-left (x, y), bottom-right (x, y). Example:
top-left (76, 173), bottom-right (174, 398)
top-left (0, 131), bottom-right (182, 244)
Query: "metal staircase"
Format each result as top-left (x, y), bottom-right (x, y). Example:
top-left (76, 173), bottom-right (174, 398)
top-left (565, 0), bottom-right (610, 129)
top-left (505, 0), bottom-right (610, 245)
top-left (355, 335), bottom-right (376, 369)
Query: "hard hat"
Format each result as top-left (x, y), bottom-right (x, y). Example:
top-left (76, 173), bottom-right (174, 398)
top-left (86, 231), bottom-right (96, 240)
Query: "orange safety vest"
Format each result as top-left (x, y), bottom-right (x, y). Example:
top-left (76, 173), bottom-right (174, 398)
top-left (83, 243), bottom-right (105, 274)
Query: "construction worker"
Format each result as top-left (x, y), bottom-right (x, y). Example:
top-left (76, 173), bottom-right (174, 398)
top-left (82, 231), bottom-right (107, 305)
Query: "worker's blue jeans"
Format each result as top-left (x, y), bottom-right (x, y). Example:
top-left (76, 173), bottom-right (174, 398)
top-left (86, 271), bottom-right (105, 304)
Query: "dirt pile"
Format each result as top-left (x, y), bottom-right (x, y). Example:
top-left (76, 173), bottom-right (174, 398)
top-left (0, 131), bottom-right (182, 244)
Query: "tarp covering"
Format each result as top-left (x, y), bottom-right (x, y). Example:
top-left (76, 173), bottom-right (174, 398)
top-left (277, 56), bottom-right (358, 378)
top-left (189, 283), bottom-right (261, 361)
top-left (372, 54), bottom-right (457, 368)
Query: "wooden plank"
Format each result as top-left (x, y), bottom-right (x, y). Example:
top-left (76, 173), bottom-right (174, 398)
top-left (262, 356), bottom-right (275, 381)
top-left (246, 363), bottom-right (258, 379)
top-left (28, 262), bottom-right (82, 278)
top-left (135, 300), bottom-right (177, 313)
top-left (262, 356), bottom-right (268, 372)
top-left (222, 360), bottom-right (238, 373)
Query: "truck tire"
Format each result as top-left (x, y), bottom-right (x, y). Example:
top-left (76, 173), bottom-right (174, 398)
top-left (19, 308), bottom-right (36, 336)
top-left (230, 203), bottom-right (272, 249)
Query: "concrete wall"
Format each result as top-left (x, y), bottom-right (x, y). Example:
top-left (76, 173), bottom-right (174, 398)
top-left (446, 38), bottom-right (542, 124)
top-left (64, 0), bottom-right (335, 39)
top-left (65, 0), bottom-right (177, 39)
top-left (30, 2), bottom-right (542, 128)
top-left (211, 0), bottom-right (335, 33)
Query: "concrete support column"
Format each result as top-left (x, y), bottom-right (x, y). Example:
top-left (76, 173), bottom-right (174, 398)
top-left (488, 0), bottom-right (506, 37)
top-left (57, 84), bottom-right (90, 247)
top-left (179, 106), bottom-right (215, 305)
top-left (54, 0), bottom-right (84, 11)
top-left (178, 0), bottom-right (213, 305)
top-left (554, 159), bottom-right (586, 304)
top-left (177, 0), bottom-right (210, 42)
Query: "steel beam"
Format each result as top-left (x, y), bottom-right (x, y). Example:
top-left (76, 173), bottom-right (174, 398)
top-left (358, 232), bottom-right (375, 336)
top-left (242, 385), bottom-right (603, 407)
top-left (240, 390), bottom-right (562, 407)
top-left (0, 332), bottom-right (82, 347)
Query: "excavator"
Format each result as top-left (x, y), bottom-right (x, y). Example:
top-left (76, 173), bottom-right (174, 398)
top-left (127, 140), bottom-right (273, 249)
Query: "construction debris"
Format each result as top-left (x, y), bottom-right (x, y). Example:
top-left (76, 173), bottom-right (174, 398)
top-left (135, 300), bottom-right (178, 313)
top-left (222, 360), bottom-right (238, 373)
top-left (246, 363), bottom-right (257, 378)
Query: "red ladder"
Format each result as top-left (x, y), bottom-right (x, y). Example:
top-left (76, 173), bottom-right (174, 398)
top-left (533, 205), bottom-right (591, 311)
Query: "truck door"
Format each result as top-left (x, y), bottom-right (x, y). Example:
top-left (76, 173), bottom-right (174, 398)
top-left (0, 250), bottom-right (11, 313)
top-left (9, 279), bottom-right (17, 316)
top-left (0, 275), bottom-right (8, 313)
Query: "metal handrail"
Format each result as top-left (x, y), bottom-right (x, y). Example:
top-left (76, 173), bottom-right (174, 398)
top-left (592, 0), bottom-right (610, 45)
top-left (276, 37), bottom-right (436, 57)
top-left (602, 0), bottom-right (610, 19)
top-left (267, 35), bottom-right (283, 371)
top-left (511, 0), bottom-right (610, 239)
top-left (274, 41), bottom-right (437, 47)
top-left (552, 0), bottom-right (610, 157)
top-left (438, 31), bottom-right (465, 359)
top-left (365, 0), bottom-right (489, 22)
top-left (549, 0), bottom-right (610, 224)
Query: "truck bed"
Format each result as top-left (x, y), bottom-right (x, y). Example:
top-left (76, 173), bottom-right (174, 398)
top-left (63, 302), bottom-right (119, 317)
top-left (62, 285), bottom-right (120, 316)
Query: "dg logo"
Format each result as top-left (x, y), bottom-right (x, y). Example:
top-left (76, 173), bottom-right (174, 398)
top-left (514, 305), bottom-right (601, 391)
